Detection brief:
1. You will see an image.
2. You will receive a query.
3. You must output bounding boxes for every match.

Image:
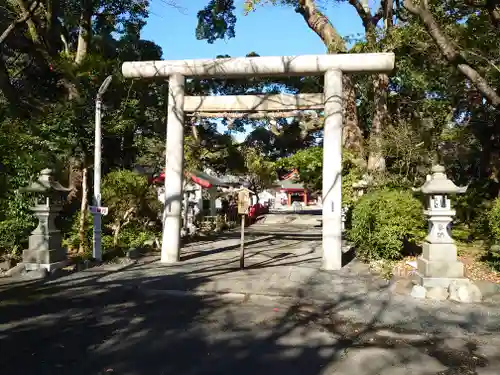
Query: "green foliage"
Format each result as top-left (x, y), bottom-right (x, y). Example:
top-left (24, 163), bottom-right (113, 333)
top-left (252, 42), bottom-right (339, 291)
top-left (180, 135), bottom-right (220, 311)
top-left (101, 169), bottom-right (160, 248)
top-left (0, 190), bottom-right (37, 258)
top-left (63, 211), bottom-right (94, 253)
top-left (0, 219), bottom-right (34, 259)
top-left (117, 226), bottom-right (158, 249)
top-left (482, 246), bottom-right (500, 272)
top-left (241, 147), bottom-right (276, 194)
top-left (64, 170), bottom-right (160, 255)
top-left (196, 0), bottom-right (237, 43)
top-left (341, 150), bottom-right (364, 208)
top-left (103, 170), bottom-right (149, 213)
top-left (349, 189), bottom-right (426, 261)
top-left (487, 198), bottom-right (500, 244)
top-left (276, 147), bottom-right (362, 206)
top-left (483, 198), bottom-right (500, 270)
top-left (277, 147), bottom-right (322, 192)
top-left (63, 211), bottom-right (159, 258)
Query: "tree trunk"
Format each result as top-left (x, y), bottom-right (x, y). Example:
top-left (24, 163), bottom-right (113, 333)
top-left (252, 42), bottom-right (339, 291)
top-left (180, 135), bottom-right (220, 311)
top-left (67, 158), bottom-right (82, 202)
top-left (342, 75), bottom-right (364, 161)
top-left (14, 0), bottom-right (42, 44)
top-left (74, 0), bottom-right (92, 65)
top-left (78, 166), bottom-right (88, 254)
top-left (0, 57), bottom-right (24, 113)
top-left (297, 0), bottom-right (364, 157)
top-left (487, 2), bottom-right (500, 28)
top-left (42, 0), bottom-right (63, 55)
top-left (113, 221), bottom-right (121, 247)
top-left (121, 131), bottom-right (136, 169)
top-left (367, 73), bottom-right (389, 172)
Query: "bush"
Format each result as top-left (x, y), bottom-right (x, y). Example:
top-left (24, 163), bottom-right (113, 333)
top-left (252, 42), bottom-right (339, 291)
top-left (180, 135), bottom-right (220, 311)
top-left (117, 225), bottom-right (158, 249)
top-left (63, 170), bottom-right (161, 261)
top-left (484, 199), bottom-right (500, 271)
top-left (348, 188), bottom-right (426, 261)
top-left (63, 211), bottom-right (94, 253)
top-left (487, 198), bottom-right (500, 244)
top-left (63, 215), bottom-right (159, 261)
top-left (0, 217), bottom-right (36, 258)
top-left (0, 192), bottom-right (37, 259)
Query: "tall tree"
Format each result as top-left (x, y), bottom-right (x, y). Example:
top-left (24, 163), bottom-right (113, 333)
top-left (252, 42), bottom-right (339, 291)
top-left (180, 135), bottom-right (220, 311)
top-left (195, 0), bottom-right (365, 159)
top-left (402, 0), bottom-right (500, 107)
top-left (346, 0), bottom-right (394, 171)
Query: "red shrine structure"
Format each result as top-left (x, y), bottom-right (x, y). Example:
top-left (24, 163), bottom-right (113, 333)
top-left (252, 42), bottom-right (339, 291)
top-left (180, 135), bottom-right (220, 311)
top-left (276, 169), bottom-right (310, 206)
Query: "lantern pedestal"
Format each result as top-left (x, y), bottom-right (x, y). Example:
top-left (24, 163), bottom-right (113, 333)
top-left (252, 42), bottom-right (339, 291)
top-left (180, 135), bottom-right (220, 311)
top-left (19, 169), bottom-right (71, 273)
top-left (416, 246), bottom-right (466, 288)
top-left (23, 255), bottom-right (69, 272)
top-left (416, 208), bottom-right (466, 287)
top-left (22, 205), bottom-right (69, 272)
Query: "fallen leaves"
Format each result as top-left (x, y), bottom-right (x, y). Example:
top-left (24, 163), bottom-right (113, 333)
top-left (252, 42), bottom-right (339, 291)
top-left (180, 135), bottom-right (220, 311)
top-left (391, 247), bottom-right (500, 284)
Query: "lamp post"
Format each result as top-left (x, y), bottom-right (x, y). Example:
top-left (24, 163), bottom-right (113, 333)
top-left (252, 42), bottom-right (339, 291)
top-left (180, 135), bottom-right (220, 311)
top-left (92, 75), bottom-right (112, 262)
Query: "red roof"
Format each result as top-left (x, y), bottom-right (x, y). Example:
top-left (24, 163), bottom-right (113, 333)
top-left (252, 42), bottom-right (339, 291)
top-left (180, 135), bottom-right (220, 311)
top-left (151, 170), bottom-right (228, 189)
top-left (282, 169), bottom-right (299, 181)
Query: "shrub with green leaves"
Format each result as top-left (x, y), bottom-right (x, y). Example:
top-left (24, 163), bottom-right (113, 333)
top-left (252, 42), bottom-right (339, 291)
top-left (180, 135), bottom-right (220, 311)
top-left (487, 198), bottom-right (500, 244)
top-left (349, 188), bottom-right (426, 261)
top-left (485, 199), bottom-right (500, 271)
top-left (0, 218), bottom-right (36, 258)
top-left (0, 191), bottom-right (37, 259)
top-left (63, 211), bottom-right (93, 253)
top-left (102, 169), bottom-right (161, 248)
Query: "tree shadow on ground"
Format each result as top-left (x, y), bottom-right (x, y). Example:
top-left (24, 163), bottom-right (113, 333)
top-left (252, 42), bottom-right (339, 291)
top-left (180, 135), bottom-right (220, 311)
top-left (0, 263), bottom-right (499, 375)
top-left (180, 224), bottom-right (322, 262)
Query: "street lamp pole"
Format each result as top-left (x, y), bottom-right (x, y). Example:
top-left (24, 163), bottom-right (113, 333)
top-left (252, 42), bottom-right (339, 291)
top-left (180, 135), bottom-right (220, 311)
top-left (93, 75), bottom-right (112, 262)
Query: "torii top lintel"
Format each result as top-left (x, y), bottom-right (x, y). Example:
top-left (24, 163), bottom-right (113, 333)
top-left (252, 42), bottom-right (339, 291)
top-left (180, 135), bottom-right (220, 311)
top-left (121, 53), bottom-right (395, 79)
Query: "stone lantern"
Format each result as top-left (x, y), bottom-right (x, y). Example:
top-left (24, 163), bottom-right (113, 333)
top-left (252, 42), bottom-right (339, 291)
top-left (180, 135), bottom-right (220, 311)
top-left (20, 169), bottom-right (71, 272)
top-left (414, 165), bottom-right (467, 288)
top-left (352, 174), bottom-right (373, 199)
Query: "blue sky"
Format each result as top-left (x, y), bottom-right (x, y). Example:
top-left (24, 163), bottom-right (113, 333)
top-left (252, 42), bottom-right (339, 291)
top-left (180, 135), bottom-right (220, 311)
top-left (142, 0), bottom-right (368, 59)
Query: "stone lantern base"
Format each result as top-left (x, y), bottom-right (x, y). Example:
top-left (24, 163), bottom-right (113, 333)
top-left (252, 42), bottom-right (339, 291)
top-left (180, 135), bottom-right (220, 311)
top-left (22, 248), bottom-right (69, 272)
top-left (415, 242), bottom-right (467, 288)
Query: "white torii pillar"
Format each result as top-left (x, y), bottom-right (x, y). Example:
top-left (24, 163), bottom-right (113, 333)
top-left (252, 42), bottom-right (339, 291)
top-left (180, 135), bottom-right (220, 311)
top-left (161, 73), bottom-right (185, 262)
top-left (122, 53), bottom-right (395, 269)
top-left (322, 69), bottom-right (343, 270)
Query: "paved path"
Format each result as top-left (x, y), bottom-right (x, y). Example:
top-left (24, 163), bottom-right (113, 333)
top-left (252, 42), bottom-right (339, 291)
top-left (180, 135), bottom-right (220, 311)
top-left (85, 223), bottom-right (500, 333)
top-left (1, 219), bottom-right (500, 374)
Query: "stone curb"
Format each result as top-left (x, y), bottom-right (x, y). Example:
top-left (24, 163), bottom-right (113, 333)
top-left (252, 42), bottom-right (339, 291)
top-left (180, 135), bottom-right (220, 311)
top-left (4, 263), bottom-right (26, 277)
top-left (126, 286), bottom-right (326, 304)
top-left (80, 260), bottom-right (138, 273)
top-left (181, 235), bottom-right (276, 254)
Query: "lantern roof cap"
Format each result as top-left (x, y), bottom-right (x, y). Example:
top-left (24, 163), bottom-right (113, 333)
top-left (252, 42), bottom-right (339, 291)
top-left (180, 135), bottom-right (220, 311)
top-left (20, 169), bottom-right (71, 193)
top-left (416, 165), bottom-right (467, 194)
top-left (353, 174), bottom-right (373, 189)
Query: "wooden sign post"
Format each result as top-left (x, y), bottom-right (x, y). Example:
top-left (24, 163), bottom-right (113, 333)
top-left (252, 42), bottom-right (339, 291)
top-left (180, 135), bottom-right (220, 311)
top-left (238, 188), bottom-right (251, 269)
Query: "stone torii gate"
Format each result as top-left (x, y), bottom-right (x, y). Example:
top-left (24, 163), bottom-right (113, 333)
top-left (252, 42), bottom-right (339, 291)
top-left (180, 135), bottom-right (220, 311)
top-left (121, 53), bottom-right (395, 270)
